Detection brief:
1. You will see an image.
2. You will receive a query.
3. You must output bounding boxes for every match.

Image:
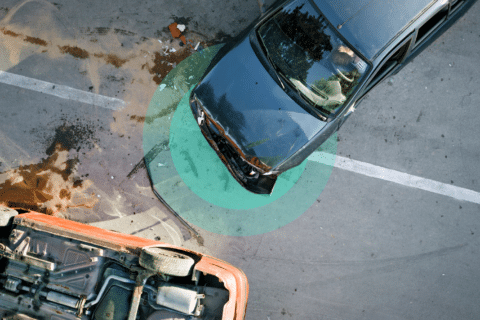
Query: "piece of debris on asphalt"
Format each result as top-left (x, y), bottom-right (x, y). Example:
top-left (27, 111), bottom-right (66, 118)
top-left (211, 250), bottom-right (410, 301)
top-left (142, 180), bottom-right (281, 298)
top-left (126, 141), bottom-right (168, 180)
top-left (45, 123), bottom-right (98, 156)
top-left (168, 22), bottom-right (187, 45)
top-left (177, 24), bottom-right (186, 32)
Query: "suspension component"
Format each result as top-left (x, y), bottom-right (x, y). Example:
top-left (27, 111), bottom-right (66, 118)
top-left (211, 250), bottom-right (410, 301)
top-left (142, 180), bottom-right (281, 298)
top-left (4, 277), bottom-right (21, 293)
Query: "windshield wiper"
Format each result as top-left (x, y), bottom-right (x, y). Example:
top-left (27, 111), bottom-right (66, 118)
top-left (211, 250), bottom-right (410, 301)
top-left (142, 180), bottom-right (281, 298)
top-left (276, 73), bottom-right (328, 121)
top-left (265, 53), bottom-right (286, 90)
top-left (256, 30), bottom-right (286, 91)
top-left (297, 91), bottom-right (328, 121)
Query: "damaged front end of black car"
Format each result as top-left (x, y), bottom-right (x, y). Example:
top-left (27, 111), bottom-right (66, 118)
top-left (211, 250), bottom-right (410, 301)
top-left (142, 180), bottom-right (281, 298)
top-left (190, 93), bottom-right (278, 194)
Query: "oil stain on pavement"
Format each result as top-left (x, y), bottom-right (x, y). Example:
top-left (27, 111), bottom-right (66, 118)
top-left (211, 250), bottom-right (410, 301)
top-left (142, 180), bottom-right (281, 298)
top-left (0, 123), bottom-right (99, 215)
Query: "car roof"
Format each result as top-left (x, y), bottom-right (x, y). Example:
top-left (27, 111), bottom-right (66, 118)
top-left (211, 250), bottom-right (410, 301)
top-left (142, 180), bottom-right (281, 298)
top-left (312, 0), bottom-right (436, 60)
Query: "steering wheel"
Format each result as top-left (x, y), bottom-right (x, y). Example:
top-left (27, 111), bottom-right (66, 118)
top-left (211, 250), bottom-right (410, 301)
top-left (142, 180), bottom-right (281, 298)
top-left (336, 68), bottom-right (354, 82)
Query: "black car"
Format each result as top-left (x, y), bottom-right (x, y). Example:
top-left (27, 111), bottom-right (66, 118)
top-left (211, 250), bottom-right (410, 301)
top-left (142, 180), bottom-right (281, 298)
top-left (190, 0), bottom-right (476, 194)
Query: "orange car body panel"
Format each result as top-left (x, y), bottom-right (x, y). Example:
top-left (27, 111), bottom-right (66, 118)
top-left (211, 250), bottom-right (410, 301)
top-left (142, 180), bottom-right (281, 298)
top-left (195, 257), bottom-right (249, 320)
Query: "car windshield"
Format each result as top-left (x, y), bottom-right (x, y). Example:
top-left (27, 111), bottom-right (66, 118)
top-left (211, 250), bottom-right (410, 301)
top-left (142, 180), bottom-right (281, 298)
top-left (257, 0), bottom-right (368, 115)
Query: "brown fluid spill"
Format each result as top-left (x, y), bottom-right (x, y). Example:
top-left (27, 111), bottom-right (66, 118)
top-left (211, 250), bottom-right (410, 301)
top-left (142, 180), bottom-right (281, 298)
top-left (0, 146), bottom-right (98, 215)
top-left (0, 0), bottom-right (205, 119)
top-left (58, 45), bottom-right (89, 59)
top-left (0, 25), bottom-right (198, 85)
top-left (93, 53), bottom-right (128, 68)
top-left (0, 123), bottom-right (99, 215)
top-left (1, 27), bottom-right (20, 37)
top-left (0, 17), bottom-right (207, 140)
top-left (24, 35), bottom-right (47, 46)
top-left (142, 48), bottom-right (194, 85)
top-left (108, 43), bottom-right (200, 138)
top-left (130, 115), bottom-right (146, 123)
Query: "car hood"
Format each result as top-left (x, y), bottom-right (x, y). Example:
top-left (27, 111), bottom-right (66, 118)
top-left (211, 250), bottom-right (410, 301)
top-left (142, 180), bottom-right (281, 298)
top-left (194, 34), bottom-right (326, 170)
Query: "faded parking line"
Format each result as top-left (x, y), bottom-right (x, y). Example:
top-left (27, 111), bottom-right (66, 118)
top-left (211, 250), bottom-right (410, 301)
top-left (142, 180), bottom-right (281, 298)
top-left (0, 71), bottom-right (125, 110)
top-left (309, 151), bottom-right (480, 205)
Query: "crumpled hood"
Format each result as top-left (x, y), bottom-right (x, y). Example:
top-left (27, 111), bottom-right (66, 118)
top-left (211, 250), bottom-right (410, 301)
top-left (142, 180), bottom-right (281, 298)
top-left (194, 34), bottom-right (326, 169)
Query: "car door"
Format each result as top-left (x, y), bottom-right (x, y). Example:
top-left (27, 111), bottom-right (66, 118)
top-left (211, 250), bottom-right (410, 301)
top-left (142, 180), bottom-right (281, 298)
top-left (408, 3), bottom-right (449, 58)
top-left (361, 34), bottom-right (414, 99)
top-left (336, 34), bottom-right (414, 129)
top-left (397, 0), bottom-right (464, 70)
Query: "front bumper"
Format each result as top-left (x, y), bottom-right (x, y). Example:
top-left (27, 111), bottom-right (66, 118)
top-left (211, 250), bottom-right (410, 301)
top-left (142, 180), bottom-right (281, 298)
top-left (189, 93), bottom-right (277, 194)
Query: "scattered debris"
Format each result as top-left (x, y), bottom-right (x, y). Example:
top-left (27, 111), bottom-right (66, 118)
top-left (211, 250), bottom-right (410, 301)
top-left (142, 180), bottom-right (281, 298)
top-left (141, 48), bottom-right (193, 85)
top-left (177, 24), bottom-right (186, 32)
top-left (127, 158), bottom-right (146, 179)
top-left (168, 22), bottom-right (187, 45)
top-left (45, 123), bottom-right (97, 156)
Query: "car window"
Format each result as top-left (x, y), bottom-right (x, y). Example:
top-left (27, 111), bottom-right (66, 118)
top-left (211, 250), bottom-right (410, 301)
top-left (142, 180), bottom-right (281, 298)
top-left (414, 5), bottom-right (449, 46)
top-left (256, 0), bottom-right (368, 117)
top-left (361, 36), bottom-right (412, 96)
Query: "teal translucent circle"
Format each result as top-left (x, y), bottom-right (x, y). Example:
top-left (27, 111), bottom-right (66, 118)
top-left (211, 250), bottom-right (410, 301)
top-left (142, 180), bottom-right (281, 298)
top-left (169, 88), bottom-right (307, 210)
top-left (143, 44), bottom-right (338, 236)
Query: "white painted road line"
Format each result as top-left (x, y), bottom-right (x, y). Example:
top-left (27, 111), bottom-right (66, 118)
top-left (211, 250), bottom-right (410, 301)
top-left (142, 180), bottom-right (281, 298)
top-left (308, 151), bottom-right (480, 205)
top-left (0, 71), bottom-right (125, 110)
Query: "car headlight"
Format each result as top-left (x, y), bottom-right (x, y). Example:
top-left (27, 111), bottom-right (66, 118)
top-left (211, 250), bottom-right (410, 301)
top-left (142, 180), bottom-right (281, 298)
top-left (190, 94), bottom-right (205, 126)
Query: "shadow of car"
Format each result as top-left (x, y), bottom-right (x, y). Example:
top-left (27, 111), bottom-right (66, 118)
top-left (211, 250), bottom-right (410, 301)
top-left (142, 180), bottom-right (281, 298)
top-left (189, 0), bottom-right (476, 194)
top-left (0, 206), bottom-right (248, 320)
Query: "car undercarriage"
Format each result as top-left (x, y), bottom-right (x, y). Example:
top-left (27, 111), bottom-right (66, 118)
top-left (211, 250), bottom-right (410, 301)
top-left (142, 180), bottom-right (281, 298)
top-left (0, 206), bottom-right (247, 320)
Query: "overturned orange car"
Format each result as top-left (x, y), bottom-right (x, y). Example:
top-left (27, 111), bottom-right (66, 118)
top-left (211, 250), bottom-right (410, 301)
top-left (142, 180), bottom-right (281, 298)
top-left (0, 206), bottom-right (248, 320)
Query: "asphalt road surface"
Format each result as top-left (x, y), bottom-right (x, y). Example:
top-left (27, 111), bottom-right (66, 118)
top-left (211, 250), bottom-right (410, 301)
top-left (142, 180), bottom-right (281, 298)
top-left (0, 0), bottom-right (479, 319)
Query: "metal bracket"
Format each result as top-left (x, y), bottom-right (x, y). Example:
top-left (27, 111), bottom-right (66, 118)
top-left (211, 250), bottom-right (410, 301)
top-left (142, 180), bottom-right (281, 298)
top-left (127, 268), bottom-right (156, 320)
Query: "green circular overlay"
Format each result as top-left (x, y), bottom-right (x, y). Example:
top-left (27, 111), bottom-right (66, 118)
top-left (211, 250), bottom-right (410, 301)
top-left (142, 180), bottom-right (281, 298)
top-left (143, 44), bottom-right (337, 236)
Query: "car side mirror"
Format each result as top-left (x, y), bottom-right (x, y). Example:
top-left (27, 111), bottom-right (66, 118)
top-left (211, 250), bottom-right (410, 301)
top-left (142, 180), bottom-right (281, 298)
top-left (327, 102), bottom-right (355, 123)
top-left (344, 102), bottom-right (356, 117)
